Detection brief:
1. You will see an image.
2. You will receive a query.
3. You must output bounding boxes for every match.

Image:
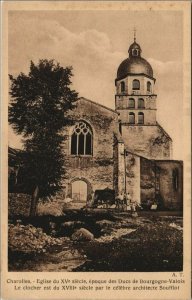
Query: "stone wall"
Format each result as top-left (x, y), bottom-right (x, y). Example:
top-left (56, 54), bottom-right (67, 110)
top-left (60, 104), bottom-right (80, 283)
top-left (140, 159), bottom-right (183, 210)
top-left (115, 95), bottom-right (156, 111)
top-left (116, 75), bottom-right (155, 95)
top-left (121, 124), bottom-right (172, 159)
top-left (61, 98), bottom-right (120, 204)
top-left (117, 108), bottom-right (156, 125)
top-left (155, 160), bottom-right (183, 210)
top-left (140, 158), bottom-right (156, 204)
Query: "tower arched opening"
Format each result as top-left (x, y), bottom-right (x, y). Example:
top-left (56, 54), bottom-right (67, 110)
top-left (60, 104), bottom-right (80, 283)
top-left (138, 112), bottom-right (144, 124)
top-left (132, 79), bottom-right (140, 90)
top-left (128, 112), bottom-right (135, 124)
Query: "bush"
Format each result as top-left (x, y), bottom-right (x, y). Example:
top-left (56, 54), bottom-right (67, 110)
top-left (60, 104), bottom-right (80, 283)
top-left (37, 200), bottom-right (64, 216)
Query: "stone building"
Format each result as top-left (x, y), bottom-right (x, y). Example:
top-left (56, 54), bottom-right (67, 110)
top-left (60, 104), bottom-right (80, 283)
top-left (60, 98), bottom-right (120, 208)
top-left (8, 38), bottom-right (183, 212)
top-left (60, 39), bottom-right (183, 210)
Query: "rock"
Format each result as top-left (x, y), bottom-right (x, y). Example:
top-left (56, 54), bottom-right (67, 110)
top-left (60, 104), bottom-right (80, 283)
top-left (96, 228), bottom-right (136, 243)
top-left (169, 223), bottom-right (183, 231)
top-left (62, 221), bottom-right (75, 227)
top-left (60, 221), bottom-right (86, 237)
top-left (96, 220), bottom-right (114, 227)
top-left (71, 228), bottom-right (94, 241)
top-left (75, 221), bottom-right (85, 226)
top-left (110, 204), bottom-right (116, 209)
top-left (8, 223), bottom-right (66, 254)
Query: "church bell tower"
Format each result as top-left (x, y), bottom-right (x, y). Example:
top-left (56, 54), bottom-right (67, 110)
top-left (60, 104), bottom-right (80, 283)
top-left (115, 35), bottom-right (157, 126)
top-left (114, 34), bottom-right (172, 159)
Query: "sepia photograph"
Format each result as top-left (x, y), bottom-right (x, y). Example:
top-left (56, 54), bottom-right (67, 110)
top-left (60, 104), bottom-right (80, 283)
top-left (7, 6), bottom-right (186, 274)
top-left (1, 2), bottom-right (191, 300)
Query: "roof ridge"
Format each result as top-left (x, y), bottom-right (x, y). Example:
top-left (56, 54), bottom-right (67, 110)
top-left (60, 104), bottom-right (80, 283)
top-left (156, 121), bottom-right (172, 141)
top-left (125, 148), bottom-right (150, 160)
top-left (78, 97), bottom-right (118, 114)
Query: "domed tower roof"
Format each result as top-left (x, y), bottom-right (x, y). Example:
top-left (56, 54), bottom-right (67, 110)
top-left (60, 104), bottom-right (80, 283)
top-left (128, 41), bottom-right (142, 55)
top-left (116, 39), bottom-right (153, 80)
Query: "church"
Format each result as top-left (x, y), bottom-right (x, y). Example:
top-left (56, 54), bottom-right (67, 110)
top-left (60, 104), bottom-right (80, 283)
top-left (60, 38), bottom-right (183, 210)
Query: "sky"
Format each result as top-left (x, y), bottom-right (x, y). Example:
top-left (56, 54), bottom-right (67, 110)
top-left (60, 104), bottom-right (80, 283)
top-left (8, 9), bottom-right (183, 159)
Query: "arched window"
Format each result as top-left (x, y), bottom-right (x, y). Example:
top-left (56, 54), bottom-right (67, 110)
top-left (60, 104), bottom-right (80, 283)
top-left (138, 112), bottom-right (144, 124)
top-left (120, 81), bottom-right (125, 93)
top-left (138, 98), bottom-right (145, 109)
top-left (129, 112), bottom-right (135, 124)
top-left (172, 169), bottom-right (179, 191)
top-left (132, 49), bottom-right (138, 56)
top-left (147, 81), bottom-right (152, 92)
top-left (71, 121), bottom-right (92, 155)
top-left (128, 98), bottom-right (135, 108)
top-left (119, 122), bottom-right (122, 135)
top-left (118, 99), bottom-right (123, 108)
top-left (132, 79), bottom-right (140, 90)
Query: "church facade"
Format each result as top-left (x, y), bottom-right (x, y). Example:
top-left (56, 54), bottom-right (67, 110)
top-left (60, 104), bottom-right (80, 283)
top-left (60, 39), bottom-right (183, 210)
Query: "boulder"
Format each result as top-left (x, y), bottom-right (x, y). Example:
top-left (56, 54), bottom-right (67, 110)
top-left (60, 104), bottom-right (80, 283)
top-left (61, 221), bottom-right (75, 228)
top-left (71, 228), bottom-right (94, 241)
top-left (96, 220), bottom-right (114, 227)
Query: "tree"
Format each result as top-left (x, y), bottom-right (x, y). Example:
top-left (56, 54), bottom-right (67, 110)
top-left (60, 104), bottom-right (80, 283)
top-left (9, 59), bottom-right (78, 216)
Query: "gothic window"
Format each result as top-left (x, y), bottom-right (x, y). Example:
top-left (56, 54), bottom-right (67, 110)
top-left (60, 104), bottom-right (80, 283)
top-left (147, 81), bottom-right (152, 92)
top-left (172, 168), bottom-right (179, 191)
top-left (129, 112), bottom-right (135, 124)
top-left (120, 81), bottom-right (125, 93)
top-left (138, 112), bottom-right (144, 124)
top-left (128, 98), bottom-right (135, 108)
top-left (138, 98), bottom-right (145, 109)
top-left (71, 121), bottom-right (92, 155)
top-left (132, 79), bottom-right (140, 90)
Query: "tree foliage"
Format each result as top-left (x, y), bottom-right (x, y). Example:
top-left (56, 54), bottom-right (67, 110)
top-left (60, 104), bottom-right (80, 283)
top-left (9, 59), bottom-right (78, 210)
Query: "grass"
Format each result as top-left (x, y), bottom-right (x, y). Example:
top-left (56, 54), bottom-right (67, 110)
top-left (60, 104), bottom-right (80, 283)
top-left (74, 221), bottom-right (183, 272)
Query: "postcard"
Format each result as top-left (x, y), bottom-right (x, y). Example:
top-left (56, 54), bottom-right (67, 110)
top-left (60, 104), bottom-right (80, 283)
top-left (1, 1), bottom-right (191, 299)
